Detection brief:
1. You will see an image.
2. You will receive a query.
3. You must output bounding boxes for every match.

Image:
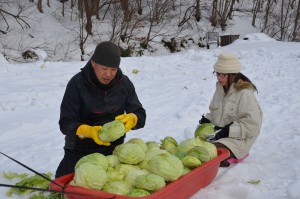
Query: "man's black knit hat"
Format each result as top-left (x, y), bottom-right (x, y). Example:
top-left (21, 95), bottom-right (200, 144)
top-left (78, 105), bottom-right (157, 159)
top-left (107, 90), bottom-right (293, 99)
top-left (91, 41), bottom-right (121, 68)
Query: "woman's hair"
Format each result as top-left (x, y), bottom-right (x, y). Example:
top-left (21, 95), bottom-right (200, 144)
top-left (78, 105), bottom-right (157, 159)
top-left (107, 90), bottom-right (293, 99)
top-left (226, 73), bottom-right (258, 92)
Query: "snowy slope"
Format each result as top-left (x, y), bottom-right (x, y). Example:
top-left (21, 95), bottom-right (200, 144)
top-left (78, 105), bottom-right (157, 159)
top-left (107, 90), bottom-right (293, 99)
top-left (0, 33), bottom-right (300, 199)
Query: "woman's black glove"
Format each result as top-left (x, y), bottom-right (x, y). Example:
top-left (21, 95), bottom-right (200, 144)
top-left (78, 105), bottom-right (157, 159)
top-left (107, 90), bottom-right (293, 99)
top-left (199, 114), bottom-right (211, 124)
top-left (206, 122), bottom-right (233, 142)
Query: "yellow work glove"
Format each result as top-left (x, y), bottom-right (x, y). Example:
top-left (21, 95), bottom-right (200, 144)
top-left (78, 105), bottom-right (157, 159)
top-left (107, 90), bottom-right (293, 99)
top-left (115, 113), bottom-right (138, 133)
top-left (76, 124), bottom-right (111, 146)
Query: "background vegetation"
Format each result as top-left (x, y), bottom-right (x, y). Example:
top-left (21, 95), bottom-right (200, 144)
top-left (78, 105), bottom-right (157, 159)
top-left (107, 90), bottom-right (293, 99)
top-left (0, 0), bottom-right (299, 62)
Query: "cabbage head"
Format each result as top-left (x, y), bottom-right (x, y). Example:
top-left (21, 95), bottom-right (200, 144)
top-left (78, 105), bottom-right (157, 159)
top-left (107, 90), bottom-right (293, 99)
top-left (186, 146), bottom-right (210, 163)
top-left (106, 167), bottom-right (124, 181)
top-left (182, 167), bottom-right (191, 175)
top-left (126, 188), bottom-right (151, 197)
top-left (127, 138), bottom-right (148, 152)
top-left (177, 138), bottom-right (204, 155)
top-left (102, 180), bottom-right (131, 195)
top-left (160, 136), bottom-right (178, 154)
top-left (106, 155), bottom-right (119, 168)
top-left (146, 141), bottom-right (160, 150)
top-left (147, 153), bottom-right (184, 181)
top-left (125, 169), bottom-right (149, 185)
top-left (181, 155), bottom-right (202, 169)
top-left (113, 143), bottom-right (145, 165)
top-left (134, 173), bottom-right (166, 191)
top-left (75, 153), bottom-right (108, 171)
top-left (71, 162), bottom-right (108, 190)
top-left (115, 164), bottom-right (140, 176)
top-left (202, 141), bottom-right (218, 160)
top-left (194, 123), bottom-right (215, 141)
top-left (138, 148), bottom-right (169, 169)
top-left (99, 120), bottom-right (126, 142)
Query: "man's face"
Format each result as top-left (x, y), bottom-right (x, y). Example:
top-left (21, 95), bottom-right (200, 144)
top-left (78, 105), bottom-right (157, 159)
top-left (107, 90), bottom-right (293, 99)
top-left (91, 61), bottom-right (118, 85)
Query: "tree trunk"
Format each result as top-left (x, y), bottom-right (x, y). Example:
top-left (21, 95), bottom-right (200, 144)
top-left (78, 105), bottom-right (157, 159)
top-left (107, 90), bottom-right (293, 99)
top-left (62, 2), bottom-right (65, 17)
top-left (252, 0), bottom-right (261, 27)
top-left (37, 0), bottom-right (43, 13)
top-left (120, 0), bottom-right (129, 22)
top-left (136, 0), bottom-right (142, 15)
top-left (263, 0), bottom-right (275, 31)
top-left (195, 0), bottom-right (201, 22)
top-left (292, 0), bottom-right (300, 40)
top-left (228, 0), bottom-right (236, 19)
top-left (211, 0), bottom-right (218, 26)
top-left (91, 0), bottom-right (100, 19)
top-left (84, 0), bottom-right (93, 34)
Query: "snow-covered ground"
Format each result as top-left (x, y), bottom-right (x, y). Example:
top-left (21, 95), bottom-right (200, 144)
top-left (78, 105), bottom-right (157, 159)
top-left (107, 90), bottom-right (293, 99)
top-left (0, 33), bottom-right (300, 199)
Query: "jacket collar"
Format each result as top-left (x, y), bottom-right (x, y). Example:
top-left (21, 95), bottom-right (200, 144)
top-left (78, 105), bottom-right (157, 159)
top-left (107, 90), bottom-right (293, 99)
top-left (216, 80), bottom-right (255, 95)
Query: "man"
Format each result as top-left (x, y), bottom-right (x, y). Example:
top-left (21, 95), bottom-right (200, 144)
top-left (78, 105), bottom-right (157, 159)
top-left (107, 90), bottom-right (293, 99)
top-left (55, 41), bottom-right (146, 178)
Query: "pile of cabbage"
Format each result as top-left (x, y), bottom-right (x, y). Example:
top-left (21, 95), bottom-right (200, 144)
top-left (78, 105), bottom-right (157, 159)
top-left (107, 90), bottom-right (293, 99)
top-left (70, 136), bottom-right (218, 197)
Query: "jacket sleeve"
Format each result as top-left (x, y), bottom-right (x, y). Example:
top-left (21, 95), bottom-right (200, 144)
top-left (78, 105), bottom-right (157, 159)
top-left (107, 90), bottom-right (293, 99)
top-left (229, 90), bottom-right (263, 140)
top-left (125, 79), bottom-right (146, 130)
top-left (59, 76), bottom-right (82, 140)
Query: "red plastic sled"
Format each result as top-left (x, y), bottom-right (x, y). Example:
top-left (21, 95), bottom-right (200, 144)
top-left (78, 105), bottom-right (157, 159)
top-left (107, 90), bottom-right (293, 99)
top-left (50, 148), bottom-right (230, 199)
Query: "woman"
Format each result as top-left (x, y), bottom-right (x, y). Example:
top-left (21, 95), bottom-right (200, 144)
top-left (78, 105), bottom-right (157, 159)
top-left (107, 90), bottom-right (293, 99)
top-left (199, 53), bottom-right (263, 167)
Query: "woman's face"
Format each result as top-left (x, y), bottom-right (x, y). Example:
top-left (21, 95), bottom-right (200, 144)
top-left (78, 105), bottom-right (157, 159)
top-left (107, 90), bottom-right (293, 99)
top-left (91, 60), bottom-right (118, 85)
top-left (213, 71), bottom-right (228, 87)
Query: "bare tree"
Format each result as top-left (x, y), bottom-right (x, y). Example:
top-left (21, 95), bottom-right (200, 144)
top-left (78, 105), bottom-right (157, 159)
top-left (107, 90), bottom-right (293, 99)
top-left (253, 0), bottom-right (300, 41)
top-left (120, 0), bottom-right (130, 21)
top-left (142, 0), bottom-right (182, 49)
top-left (78, 5), bottom-right (89, 60)
top-left (83, 0), bottom-right (93, 34)
top-left (263, 0), bottom-right (275, 31)
top-left (37, 0), bottom-right (43, 13)
top-left (209, 0), bottom-right (237, 30)
top-left (252, 0), bottom-right (264, 27)
top-left (291, 0), bottom-right (300, 41)
top-left (195, 0), bottom-right (201, 22)
top-left (210, 0), bottom-right (218, 26)
top-left (0, 8), bottom-right (30, 33)
top-left (136, 0), bottom-right (142, 15)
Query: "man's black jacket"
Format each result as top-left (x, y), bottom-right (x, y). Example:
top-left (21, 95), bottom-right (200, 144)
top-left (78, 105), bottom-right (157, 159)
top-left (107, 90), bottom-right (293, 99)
top-left (59, 60), bottom-right (146, 154)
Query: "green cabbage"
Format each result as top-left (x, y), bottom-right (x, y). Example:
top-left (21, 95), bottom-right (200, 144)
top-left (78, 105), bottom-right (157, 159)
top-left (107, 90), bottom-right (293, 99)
top-left (194, 123), bottom-right (215, 141)
top-left (134, 173), bottom-right (166, 191)
top-left (182, 167), bottom-right (191, 175)
top-left (181, 155), bottom-right (202, 169)
top-left (146, 141), bottom-right (160, 150)
top-left (115, 164), bottom-right (141, 176)
top-left (147, 153), bottom-right (184, 181)
top-left (127, 138), bottom-right (148, 152)
top-left (138, 148), bottom-right (169, 169)
top-left (160, 136), bottom-right (178, 154)
top-left (202, 141), bottom-right (218, 160)
top-left (113, 143), bottom-right (145, 165)
top-left (126, 188), bottom-right (151, 197)
top-left (102, 180), bottom-right (131, 195)
top-left (71, 162), bottom-right (108, 190)
top-left (99, 120), bottom-right (126, 142)
top-left (75, 153), bottom-right (108, 171)
top-left (177, 138), bottom-right (204, 155)
top-left (106, 155), bottom-right (119, 168)
top-left (125, 169), bottom-right (149, 185)
top-left (174, 149), bottom-right (185, 160)
top-left (186, 146), bottom-right (210, 163)
top-left (106, 167), bottom-right (125, 181)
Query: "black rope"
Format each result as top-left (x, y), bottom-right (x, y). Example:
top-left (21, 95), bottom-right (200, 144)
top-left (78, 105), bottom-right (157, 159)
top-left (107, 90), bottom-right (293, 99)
top-left (0, 183), bottom-right (113, 198)
top-left (0, 151), bottom-right (63, 189)
top-left (0, 151), bottom-right (116, 198)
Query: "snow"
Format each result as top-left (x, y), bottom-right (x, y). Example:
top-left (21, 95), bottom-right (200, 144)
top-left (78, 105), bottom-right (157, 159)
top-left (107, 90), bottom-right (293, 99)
top-left (0, 33), bottom-right (300, 199)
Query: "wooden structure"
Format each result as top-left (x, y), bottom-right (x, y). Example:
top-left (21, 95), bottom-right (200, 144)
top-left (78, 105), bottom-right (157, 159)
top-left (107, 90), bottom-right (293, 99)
top-left (220, 35), bottom-right (240, 46)
top-left (206, 32), bottom-right (219, 49)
